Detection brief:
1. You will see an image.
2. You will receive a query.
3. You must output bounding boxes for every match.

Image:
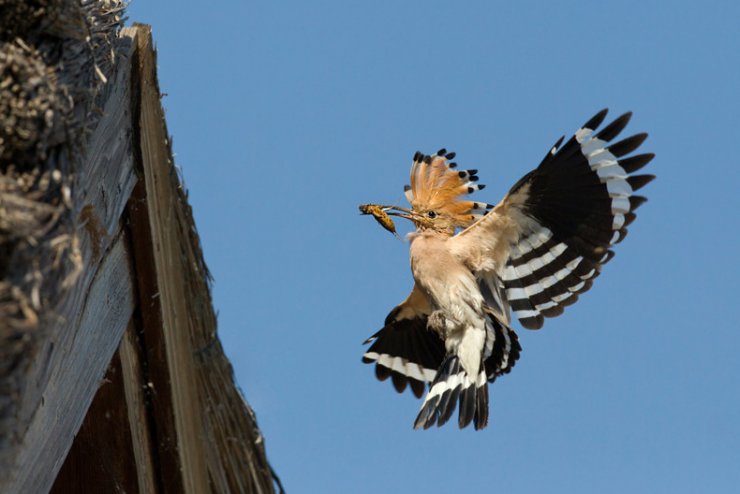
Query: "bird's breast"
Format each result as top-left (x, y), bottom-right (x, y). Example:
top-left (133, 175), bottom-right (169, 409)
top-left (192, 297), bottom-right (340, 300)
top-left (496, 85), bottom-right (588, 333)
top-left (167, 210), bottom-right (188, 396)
top-left (409, 233), bottom-right (479, 310)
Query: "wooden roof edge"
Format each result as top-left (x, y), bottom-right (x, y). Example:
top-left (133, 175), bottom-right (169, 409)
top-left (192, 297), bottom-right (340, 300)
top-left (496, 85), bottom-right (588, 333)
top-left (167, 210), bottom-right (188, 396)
top-left (1, 22), bottom-right (281, 494)
top-left (124, 24), bottom-right (283, 493)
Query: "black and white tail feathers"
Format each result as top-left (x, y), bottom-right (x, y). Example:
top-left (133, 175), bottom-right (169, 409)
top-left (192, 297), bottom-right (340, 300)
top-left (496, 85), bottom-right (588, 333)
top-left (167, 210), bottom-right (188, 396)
top-left (502, 109), bottom-right (655, 329)
top-left (413, 355), bottom-right (489, 430)
top-left (363, 305), bottom-right (520, 430)
top-left (412, 311), bottom-right (520, 430)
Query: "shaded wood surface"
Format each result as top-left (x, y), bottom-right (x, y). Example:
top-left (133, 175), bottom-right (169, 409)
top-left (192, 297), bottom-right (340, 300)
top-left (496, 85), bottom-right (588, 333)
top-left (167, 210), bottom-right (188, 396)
top-left (1, 23), bottom-right (280, 494)
top-left (119, 319), bottom-right (158, 494)
top-left (51, 349), bottom-right (141, 494)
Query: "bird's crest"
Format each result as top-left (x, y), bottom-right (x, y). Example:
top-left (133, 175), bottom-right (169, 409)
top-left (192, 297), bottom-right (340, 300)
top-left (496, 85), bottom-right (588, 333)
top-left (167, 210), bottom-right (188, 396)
top-left (405, 149), bottom-right (491, 229)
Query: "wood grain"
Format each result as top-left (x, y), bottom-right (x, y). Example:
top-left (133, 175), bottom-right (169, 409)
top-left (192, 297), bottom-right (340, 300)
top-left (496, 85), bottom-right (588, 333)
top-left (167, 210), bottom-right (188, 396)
top-left (1, 33), bottom-right (138, 494)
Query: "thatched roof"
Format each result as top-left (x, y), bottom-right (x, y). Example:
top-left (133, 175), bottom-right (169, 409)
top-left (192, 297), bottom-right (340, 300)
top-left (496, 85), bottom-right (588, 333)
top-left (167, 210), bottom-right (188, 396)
top-left (1, 2), bottom-right (280, 492)
top-left (1, 0), bottom-right (124, 467)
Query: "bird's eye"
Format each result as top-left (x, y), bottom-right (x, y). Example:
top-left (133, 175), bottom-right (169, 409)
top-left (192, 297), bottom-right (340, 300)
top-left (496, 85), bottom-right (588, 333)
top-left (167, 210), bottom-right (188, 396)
top-left (427, 211), bottom-right (437, 218)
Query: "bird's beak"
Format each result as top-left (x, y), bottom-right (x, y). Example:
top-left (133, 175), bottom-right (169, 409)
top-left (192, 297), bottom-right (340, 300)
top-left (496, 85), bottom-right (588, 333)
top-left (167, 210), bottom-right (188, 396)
top-left (384, 206), bottom-right (430, 227)
top-left (358, 203), bottom-right (431, 228)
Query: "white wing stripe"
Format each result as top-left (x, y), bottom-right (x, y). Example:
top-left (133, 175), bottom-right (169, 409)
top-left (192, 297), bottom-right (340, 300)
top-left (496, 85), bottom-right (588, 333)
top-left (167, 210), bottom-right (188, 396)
top-left (605, 177), bottom-right (632, 196)
top-left (425, 373), bottom-right (465, 401)
top-left (505, 254), bottom-right (585, 299)
top-left (578, 134), bottom-right (635, 220)
top-left (506, 255), bottom-right (592, 304)
top-left (501, 325), bottom-right (512, 370)
top-left (370, 352), bottom-right (437, 382)
top-left (612, 214), bottom-right (625, 229)
top-left (504, 243), bottom-right (570, 280)
top-left (552, 291), bottom-right (574, 303)
top-left (569, 280), bottom-right (586, 292)
top-left (510, 227), bottom-right (554, 258)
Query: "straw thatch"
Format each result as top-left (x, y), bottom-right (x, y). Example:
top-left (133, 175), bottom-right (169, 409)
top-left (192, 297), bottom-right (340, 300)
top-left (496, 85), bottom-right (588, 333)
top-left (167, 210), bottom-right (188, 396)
top-left (1, 3), bottom-right (281, 492)
top-left (0, 0), bottom-right (125, 467)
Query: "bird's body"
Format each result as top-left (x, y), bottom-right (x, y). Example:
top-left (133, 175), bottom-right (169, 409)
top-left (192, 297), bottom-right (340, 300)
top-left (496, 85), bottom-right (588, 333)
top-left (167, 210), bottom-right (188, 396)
top-left (410, 230), bottom-right (487, 376)
top-left (361, 109), bottom-right (654, 429)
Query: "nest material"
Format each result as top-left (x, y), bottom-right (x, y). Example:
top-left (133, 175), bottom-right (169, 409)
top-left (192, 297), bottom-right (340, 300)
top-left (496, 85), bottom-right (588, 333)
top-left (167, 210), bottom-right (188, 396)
top-left (0, 0), bottom-right (87, 41)
top-left (0, 40), bottom-right (67, 171)
top-left (0, 0), bottom-right (124, 463)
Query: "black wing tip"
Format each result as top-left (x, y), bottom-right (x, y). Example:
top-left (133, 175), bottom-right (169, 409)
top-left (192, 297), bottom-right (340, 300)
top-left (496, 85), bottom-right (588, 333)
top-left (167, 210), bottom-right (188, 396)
top-left (362, 328), bottom-right (382, 345)
top-left (613, 111), bottom-right (633, 126)
top-left (620, 153), bottom-right (655, 173)
top-left (520, 315), bottom-right (544, 330)
top-left (609, 132), bottom-right (649, 157)
top-left (628, 174), bottom-right (656, 191)
top-left (596, 111), bottom-right (633, 141)
top-left (391, 372), bottom-right (407, 393)
top-left (583, 108), bottom-right (609, 130)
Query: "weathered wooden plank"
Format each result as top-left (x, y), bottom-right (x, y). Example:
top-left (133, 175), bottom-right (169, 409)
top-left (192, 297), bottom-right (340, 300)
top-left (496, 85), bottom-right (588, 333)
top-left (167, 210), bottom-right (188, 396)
top-left (49, 343), bottom-right (141, 494)
top-left (119, 321), bottom-right (158, 494)
top-left (128, 24), bottom-right (280, 494)
top-left (1, 32), bottom-right (140, 494)
top-left (13, 235), bottom-right (134, 493)
top-left (129, 25), bottom-right (210, 493)
top-left (49, 318), bottom-right (159, 494)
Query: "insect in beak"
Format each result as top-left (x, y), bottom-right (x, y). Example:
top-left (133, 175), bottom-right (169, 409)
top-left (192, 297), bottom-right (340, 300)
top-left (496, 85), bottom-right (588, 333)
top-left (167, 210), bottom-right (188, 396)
top-left (359, 204), bottom-right (400, 237)
top-left (359, 204), bottom-right (431, 234)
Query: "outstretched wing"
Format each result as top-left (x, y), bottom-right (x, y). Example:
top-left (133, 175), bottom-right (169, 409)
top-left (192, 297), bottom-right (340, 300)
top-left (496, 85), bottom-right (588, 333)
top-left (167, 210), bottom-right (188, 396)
top-left (362, 285), bottom-right (445, 398)
top-left (451, 109), bottom-right (655, 329)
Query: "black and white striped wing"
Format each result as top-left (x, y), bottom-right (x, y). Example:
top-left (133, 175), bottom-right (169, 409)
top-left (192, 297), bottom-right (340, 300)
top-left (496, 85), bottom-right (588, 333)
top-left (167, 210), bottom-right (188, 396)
top-left (501, 109), bottom-right (654, 329)
top-left (362, 288), bottom-right (446, 398)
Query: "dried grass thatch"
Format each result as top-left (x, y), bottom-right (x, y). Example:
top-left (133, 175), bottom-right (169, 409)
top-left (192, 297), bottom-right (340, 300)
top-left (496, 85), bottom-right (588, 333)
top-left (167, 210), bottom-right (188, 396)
top-left (0, 0), bottom-right (125, 463)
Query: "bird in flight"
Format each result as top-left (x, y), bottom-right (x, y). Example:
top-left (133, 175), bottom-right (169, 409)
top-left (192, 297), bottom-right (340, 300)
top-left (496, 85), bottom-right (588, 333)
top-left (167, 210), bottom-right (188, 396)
top-left (360, 109), bottom-right (654, 430)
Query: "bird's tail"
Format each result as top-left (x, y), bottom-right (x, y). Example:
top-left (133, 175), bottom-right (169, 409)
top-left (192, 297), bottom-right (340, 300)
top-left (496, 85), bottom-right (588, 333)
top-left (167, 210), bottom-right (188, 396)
top-left (413, 355), bottom-right (489, 430)
top-left (413, 313), bottom-right (520, 430)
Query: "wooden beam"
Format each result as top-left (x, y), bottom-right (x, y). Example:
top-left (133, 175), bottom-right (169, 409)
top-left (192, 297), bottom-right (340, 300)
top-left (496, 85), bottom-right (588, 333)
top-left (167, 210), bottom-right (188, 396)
top-left (50, 343), bottom-right (141, 494)
top-left (128, 25), bottom-right (210, 493)
top-left (125, 25), bottom-right (280, 493)
top-left (49, 317), bottom-right (160, 494)
top-left (119, 320), bottom-right (158, 494)
top-left (11, 235), bottom-right (135, 493)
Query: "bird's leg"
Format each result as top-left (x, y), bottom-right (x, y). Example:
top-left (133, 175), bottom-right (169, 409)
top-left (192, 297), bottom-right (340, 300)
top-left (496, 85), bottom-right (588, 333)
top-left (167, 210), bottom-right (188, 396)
top-left (427, 310), bottom-right (465, 340)
top-left (427, 310), bottom-right (448, 339)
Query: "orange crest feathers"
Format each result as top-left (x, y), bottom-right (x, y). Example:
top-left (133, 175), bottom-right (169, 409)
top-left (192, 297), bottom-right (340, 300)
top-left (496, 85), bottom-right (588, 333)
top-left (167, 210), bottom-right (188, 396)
top-left (405, 149), bottom-right (491, 228)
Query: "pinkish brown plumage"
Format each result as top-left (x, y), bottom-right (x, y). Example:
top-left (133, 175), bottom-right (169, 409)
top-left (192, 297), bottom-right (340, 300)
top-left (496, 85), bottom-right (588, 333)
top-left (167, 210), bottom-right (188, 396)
top-left (361, 111), bottom-right (655, 429)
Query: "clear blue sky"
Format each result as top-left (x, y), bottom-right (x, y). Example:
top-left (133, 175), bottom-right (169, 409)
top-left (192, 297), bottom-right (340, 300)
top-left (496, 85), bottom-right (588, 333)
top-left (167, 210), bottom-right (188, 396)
top-left (127, 2), bottom-right (739, 492)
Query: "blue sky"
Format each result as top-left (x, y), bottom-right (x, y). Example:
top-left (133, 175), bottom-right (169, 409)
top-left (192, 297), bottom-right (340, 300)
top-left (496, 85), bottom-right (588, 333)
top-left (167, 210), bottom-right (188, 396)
top-left (127, 2), bottom-right (739, 492)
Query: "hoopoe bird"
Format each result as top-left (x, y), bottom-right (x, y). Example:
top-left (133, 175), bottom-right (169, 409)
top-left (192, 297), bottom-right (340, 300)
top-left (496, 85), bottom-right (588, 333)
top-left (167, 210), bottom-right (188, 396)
top-left (361, 109), bottom-right (654, 430)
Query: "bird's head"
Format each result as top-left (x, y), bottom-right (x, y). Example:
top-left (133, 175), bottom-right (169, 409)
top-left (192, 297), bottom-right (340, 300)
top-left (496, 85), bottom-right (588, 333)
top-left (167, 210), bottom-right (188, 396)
top-left (401, 149), bottom-right (491, 235)
top-left (382, 206), bottom-right (457, 236)
top-left (360, 149), bottom-right (492, 237)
